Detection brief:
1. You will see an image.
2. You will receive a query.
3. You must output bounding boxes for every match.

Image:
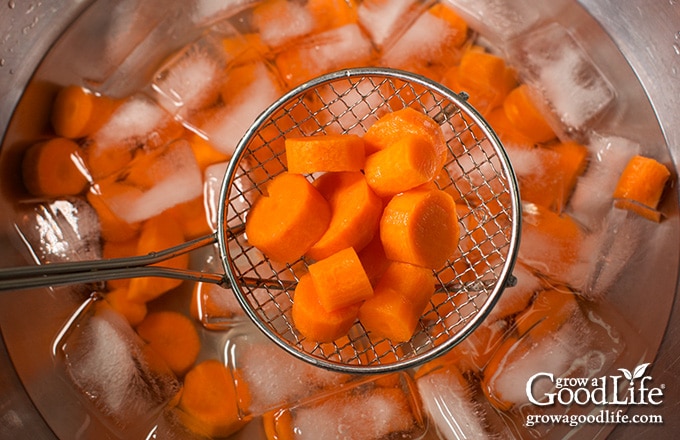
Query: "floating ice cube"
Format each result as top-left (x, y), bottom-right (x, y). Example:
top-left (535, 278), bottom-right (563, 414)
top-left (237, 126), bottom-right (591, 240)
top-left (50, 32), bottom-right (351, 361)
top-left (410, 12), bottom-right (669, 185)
top-left (228, 324), bottom-right (349, 415)
top-left (92, 139), bottom-right (203, 224)
top-left (190, 0), bottom-right (261, 26)
top-left (252, 0), bottom-right (315, 48)
top-left (487, 263), bottom-right (541, 322)
top-left (14, 198), bottom-right (102, 264)
top-left (196, 62), bottom-right (281, 155)
top-left (512, 23), bottom-right (616, 134)
top-left (60, 301), bottom-right (180, 434)
top-left (358, 0), bottom-right (426, 50)
top-left (204, 161), bottom-right (259, 231)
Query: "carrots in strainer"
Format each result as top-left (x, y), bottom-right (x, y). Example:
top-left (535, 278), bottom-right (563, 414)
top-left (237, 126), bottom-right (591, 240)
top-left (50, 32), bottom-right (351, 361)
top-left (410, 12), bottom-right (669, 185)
top-left (285, 134), bottom-right (366, 174)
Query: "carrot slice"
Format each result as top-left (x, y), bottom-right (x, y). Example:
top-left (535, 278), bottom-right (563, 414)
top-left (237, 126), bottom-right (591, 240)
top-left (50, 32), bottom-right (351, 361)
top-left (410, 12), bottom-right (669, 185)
top-left (21, 138), bottom-right (90, 197)
top-left (306, 0), bottom-right (358, 31)
top-left (427, 3), bottom-right (469, 48)
top-left (380, 186), bottom-right (459, 270)
top-left (292, 273), bottom-right (360, 342)
top-left (102, 237), bottom-right (138, 289)
top-left (358, 261), bottom-right (435, 342)
top-left (363, 107), bottom-right (447, 165)
top-left (308, 247), bottom-right (374, 312)
top-left (514, 288), bottom-right (579, 339)
top-left (357, 232), bottom-right (390, 287)
top-left (456, 49), bottom-right (516, 112)
top-left (364, 134), bottom-right (441, 198)
top-left (285, 134), bottom-right (366, 174)
top-left (126, 214), bottom-right (189, 303)
top-left (246, 172), bottom-right (331, 263)
top-left (613, 155), bottom-right (671, 222)
top-left (136, 311), bottom-right (201, 377)
top-left (178, 359), bottom-right (249, 438)
top-left (306, 171), bottom-right (382, 261)
top-left (51, 85), bottom-right (119, 139)
top-left (503, 84), bottom-right (556, 144)
top-left (104, 287), bottom-right (147, 327)
top-left (165, 196), bottom-right (212, 239)
top-left (87, 186), bottom-right (142, 243)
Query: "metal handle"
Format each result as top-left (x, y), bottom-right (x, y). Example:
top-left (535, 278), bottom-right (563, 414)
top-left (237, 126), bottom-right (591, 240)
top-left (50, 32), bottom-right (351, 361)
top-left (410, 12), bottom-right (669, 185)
top-left (0, 234), bottom-right (226, 291)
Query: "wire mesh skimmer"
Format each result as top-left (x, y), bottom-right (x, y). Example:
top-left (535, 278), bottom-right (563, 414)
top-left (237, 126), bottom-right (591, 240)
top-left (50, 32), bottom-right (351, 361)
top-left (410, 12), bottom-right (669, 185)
top-left (0, 68), bottom-right (521, 374)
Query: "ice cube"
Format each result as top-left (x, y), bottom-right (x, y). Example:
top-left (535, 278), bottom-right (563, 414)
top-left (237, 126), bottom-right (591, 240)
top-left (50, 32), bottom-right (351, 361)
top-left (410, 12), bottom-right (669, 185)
top-left (357, 0), bottom-right (427, 50)
top-left (92, 139), bottom-right (203, 224)
top-left (194, 62), bottom-right (282, 155)
top-left (228, 324), bottom-right (349, 415)
top-left (204, 161), bottom-right (259, 232)
top-left (251, 0), bottom-right (315, 49)
top-left (486, 263), bottom-right (541, 322)
top-left (59, 300), bottom-right (180, 434)
top-left (190, 0), bottom-right (260, 26)
top-left (568, 134), bottom-right (641, 229)
top-left (14, 198), bottom-right (102, 264)
top-left (512, 23), bottom-right (616, 135)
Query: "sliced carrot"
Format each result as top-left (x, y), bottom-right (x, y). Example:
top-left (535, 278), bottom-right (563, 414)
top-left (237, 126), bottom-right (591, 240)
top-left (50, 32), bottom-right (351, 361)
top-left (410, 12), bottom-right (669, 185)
top-left (292, 273), bottom-right (360, 342)
top-left (613, 155), bottom-right (671, 222)
top-left (358, 261), bottom-right (435, 342)
top-left (21, 138), bottom-right (90, 197)
top-left (136, 311), bottom-right (201, 377)
top-left (427, 3), bottom-right (469, 48)
top-left (87, 186), bottom-right (141, 243)
top-left (51, 85), bottom-right (119, 139)
top-left (362, 107), bottom-right (447, 166)
top-left (165, 196), bottom-right (212, 239)
top-left (104, 287), bottom-right (147, 327)
top-left (503, 84), bottom-right (556, 144)
top-left (126, 214), bottom-right (189, 303)
top-left (357, 232), bottom-right (390, 287)
top-left (364, 134), bottom-right (441, 198)
top-left (178, 359), bottom-right (249, 438)
top-left (380, 186), bottom-right (459, 270)
top-left (306, 0), bottom-right (358, 31)
top-left (102, 236), bottom-right (138, 289)
top-left (246, 172), bottom-right (331, 263)
top-left (485, 107), bottom-right (536, 149)
top-left (285, 134), bottom-right (366, 174)
top-left (514, 288), bottom-right (579, 339)
top-left (456, 49), bottom-right (516, 112)
top-left (308, 247), bottom-right (374, 312)
top-left (306, 171), bottom-right (382, 261)
top-left (262, 409), bottom-right (295, 440)
top-left (188, 133), bottom-right (230, 171)
top-left (519, 141), bottom-right (589, 212)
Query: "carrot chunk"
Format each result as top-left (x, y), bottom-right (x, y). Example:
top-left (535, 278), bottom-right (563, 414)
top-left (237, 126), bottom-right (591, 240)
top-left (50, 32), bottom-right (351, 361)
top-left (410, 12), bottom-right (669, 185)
top-left (136, 311), bottom-right (201, 377)
top-left (126, 214), bottom-right (189, 303)
top-left (178, 360), bottom-right (249, 438)
top-left (21, 138), bottom-right (90, 197)
top-left (308, 247), bottom-right (374, 312)
top-left (246, 172), bottom-right (331, 263)
top-left (87, 185), bottom-right (142, 243)
top-left (306, 171), bottom-right (382, 261)
top-left (363, 107), bottom-right (447, 165)
top-left (613, 155), bottom-right (671, 222)
top-left (51, 85), bottom-right (118, 139)
top-left (357, 232), bottom-right (390, 287)
top-left (380, 186), bottom-right (460, 270)
top-left (364, 134), bottom-right (441, 198)
top-left (285, 134), bottom-right (366, 174)
top-left (306, 0), bottom-right (359, 31)
top-left (358, 261), bottom-right (435, 342)
top-left (104, 287), bottom-right (147, 326)
top-left (456, 49), bottom-right (516, 112)
top-left (503, 84), bottom-right (556, 144)
top-left (292, 273), bottom-right (360, 342)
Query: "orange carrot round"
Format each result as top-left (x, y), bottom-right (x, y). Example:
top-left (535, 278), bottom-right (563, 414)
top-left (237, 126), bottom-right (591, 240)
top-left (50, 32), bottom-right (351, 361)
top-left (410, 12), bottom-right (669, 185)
top-left (358, 261), bottom-right (435, 342)
top-left (613, 155), bottom-right (671, 222)
top-left (51, 85), bottom-right (118, 139)
top-left (363, 107), bottom-right (447, 166)
top-left (380, 186), bottom-right (460, 270)
top-left (364, 134), bottom-right (441, 198)
top-left (307, 171), bottom-right (382, 261)
top-left (104, 287), bottom-right (147, 327)
top-left (503, 84), bottom-right (556, 144)
top-left (246, 172), bottom-right (331, 263)
top-left (292, 273), bottom-right (360, 342)
top-left (285, 134), bottom-right (366, 174)
top-left (178, 359), bottom-right (248, 438)
top-left (136, 311), bottom-right (201, 377)
top-left (22, 137), bottom-right (90, 197)
top-left (308, 246), bottom-right (374, 312)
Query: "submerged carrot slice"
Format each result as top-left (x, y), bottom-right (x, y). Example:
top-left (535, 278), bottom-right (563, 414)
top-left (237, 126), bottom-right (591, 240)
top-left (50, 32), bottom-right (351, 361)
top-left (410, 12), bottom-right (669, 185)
top-left (104, 287), bottom-right (147, 327)
top-left (503, 84), bottom-right (556, 144)
top-left (307, 171), bottom-right (382, 261)
top-left (613, 155), bottom-right (671, 222)
top-left (363, 107), bottom-right (447, 166)
top-left (246, 172), bottom-right (331, 263)
top-left (136, 311), bottom-right (201, 377)
top-left (285, 134), bottom-right (366, 174)
top-left (51, 85), bottom-right (118, 139)
top-left (21, 138), bottom-right (90, 197)
top-left (292, 273), bottom-right (360, 342)
top-left (308, 247), bottom-right (374, 312)
top-left (427, 3), bottom-right (469, 48)
top-left (87, 185), bottom-right (142, 243)
top-left (514, 288), bottom-right (579, 339)
top-left (380, 186), bottom-right (460, 270)
top-left (127, 214), bottom-right (189, 303)
top-left (364, 134), bottom-right (441, 198)
top-left (178, 360), bottom-right (248, 438)
top-left (358, 261), bottom-right (435, 342)
top-left (456, 49), bottom-right (516, 112)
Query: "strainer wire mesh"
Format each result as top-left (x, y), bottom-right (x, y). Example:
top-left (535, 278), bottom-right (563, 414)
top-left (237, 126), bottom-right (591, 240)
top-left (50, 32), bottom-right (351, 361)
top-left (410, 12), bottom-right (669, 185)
top-left (217, 68), bottom-right (520, 374)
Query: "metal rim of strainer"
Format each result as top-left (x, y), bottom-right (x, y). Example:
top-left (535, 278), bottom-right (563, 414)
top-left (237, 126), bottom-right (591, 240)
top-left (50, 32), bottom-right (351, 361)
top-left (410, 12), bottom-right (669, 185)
top-left (217, 67), bottom-right (521, 374)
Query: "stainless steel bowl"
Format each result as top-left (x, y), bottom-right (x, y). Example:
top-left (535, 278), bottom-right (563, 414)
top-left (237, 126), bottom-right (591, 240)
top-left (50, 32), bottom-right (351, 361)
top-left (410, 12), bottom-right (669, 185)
top-left (1, 1), bottom-right (678, 438)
